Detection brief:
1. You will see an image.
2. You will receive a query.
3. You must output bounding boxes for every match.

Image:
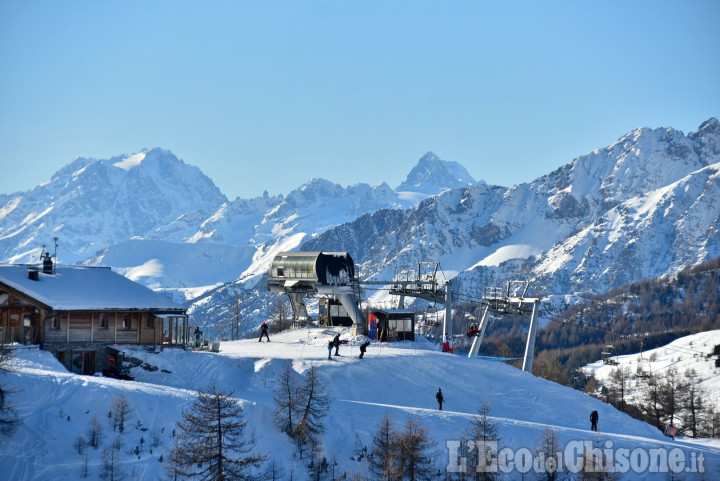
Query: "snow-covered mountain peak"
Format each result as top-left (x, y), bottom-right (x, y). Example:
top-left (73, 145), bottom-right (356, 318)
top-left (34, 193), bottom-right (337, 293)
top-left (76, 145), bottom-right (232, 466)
top-left (396, 151), bottom-right (477, 195)
top-left (0, 148), bottom-right (227, 264)
top-left (691, 116), bottom-right (720, 137)
top-left (549, 118), bottom-right (719, 208)
top-left (113, 151), bottom-right (147, 170)
top-left (3, 119), bottom-right (719, 327)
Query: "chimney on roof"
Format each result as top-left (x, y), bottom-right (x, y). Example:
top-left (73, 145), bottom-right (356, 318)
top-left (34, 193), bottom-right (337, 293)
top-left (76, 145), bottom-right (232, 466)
top-left (42, 252), bottom-right (53, 275)
top-left (28, 267), bottom-right (39, 281)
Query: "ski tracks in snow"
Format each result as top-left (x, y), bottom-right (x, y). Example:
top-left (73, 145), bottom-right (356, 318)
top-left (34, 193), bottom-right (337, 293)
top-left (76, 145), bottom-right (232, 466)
top-left (337, 399), bottom-right (720, 456)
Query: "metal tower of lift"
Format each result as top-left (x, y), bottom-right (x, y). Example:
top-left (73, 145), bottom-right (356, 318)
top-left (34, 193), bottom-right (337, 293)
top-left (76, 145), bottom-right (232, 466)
top-left (387, 261), bottom-right (453, 340)
top-left (467, 281), bottom-right (541, 374)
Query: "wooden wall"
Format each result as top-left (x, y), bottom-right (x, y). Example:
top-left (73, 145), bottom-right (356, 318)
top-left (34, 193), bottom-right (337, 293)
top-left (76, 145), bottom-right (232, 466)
top-left (43, 311), bottom-right (168, 346)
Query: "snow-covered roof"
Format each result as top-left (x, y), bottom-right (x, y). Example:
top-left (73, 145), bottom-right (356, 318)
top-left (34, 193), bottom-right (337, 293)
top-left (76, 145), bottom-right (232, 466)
top-left (373, 308), bottom-right (415, 315)
top-left (0, 264), bottom-right (184, 312)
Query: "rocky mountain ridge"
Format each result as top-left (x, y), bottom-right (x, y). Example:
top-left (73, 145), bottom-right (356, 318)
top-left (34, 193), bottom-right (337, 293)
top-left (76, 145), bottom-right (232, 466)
top-left (1, 119), bottom-right (718, 334)
top-left (0, 149), bottom-right (474, 295)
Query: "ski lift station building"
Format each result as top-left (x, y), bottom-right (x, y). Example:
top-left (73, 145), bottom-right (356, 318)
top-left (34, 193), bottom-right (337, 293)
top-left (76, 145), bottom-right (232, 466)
top-left (266, 251), bottom-right (364, 327)
top-left (369, 309), bottom-right (415, 342)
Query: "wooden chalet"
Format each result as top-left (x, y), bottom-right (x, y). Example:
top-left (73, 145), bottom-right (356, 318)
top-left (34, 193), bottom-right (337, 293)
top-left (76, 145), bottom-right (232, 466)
top-left (0, 258), bottom-right (187, 375)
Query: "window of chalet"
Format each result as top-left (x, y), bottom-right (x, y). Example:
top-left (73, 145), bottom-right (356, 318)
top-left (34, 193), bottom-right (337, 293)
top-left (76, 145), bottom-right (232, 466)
top-left (98, 313), bottom-right (107, 329)
top-left (145, 315), bottom-right (152, 329)
top-left (50, 316), bottom-right (59, 329)
top-left (122, 314), bottom-right (131, 330)
top-left (13, 296), bottom-right (32, 306)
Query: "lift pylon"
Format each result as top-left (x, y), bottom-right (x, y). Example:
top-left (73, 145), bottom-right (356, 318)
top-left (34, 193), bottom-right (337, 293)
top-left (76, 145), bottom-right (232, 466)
top-left (386, 261), bottom-right (453, 340)
top-left (467, 281), bottom-right (541, 374)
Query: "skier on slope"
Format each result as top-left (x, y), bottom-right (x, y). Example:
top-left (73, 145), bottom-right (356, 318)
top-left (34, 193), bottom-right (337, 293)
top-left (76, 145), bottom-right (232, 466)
top-left (259, 321), bottom-right (270, 342)
top-left (359, 340), bottom-right (370, 359)
top-left (436, 387), bottom-right (444, 410)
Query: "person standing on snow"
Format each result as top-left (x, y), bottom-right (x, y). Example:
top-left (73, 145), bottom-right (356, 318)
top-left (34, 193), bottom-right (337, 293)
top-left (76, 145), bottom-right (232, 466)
top-left (590, 410), bottom-right (598, 431)
top-left (259, 321), bottom-right (270, 342)
top-left (327, 339), bottom-right (333, 360)
top-left (333, 334), bottom-right (341, 356)
top-left (436, 387), bottom-right (444, 410)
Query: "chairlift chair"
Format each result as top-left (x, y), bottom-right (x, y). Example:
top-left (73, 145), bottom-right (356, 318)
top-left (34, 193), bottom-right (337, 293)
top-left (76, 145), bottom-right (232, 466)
top-left (636, 358), bottom-right (650, 378)
top-left (424, 305), bottom-right (438, 326)
top-left (466, 322), bottom-right (479, 338)
top-left (601, 345), bottom-right (619, 365)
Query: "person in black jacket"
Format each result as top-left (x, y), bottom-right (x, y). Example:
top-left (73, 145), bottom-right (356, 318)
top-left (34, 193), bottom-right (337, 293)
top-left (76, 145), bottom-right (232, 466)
top-left (590, 410), bottom-right (598, 431)
top-left (436, 388), bottom-right (444, 410)
top-left (259, 321), bottom-right (270, 342)
top-left (359, 341), bottom-right (370, 359)
top-left (333, 334), bottom-right (341, 356)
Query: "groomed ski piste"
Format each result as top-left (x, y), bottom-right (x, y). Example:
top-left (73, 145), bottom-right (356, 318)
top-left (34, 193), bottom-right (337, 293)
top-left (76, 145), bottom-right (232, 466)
top-left (2, 328), bottom-right (719, 480)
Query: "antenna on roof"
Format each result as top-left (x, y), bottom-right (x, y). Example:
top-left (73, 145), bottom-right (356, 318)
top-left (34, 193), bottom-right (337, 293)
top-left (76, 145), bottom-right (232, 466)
top-left (53, 237), bottom-right (59, 274)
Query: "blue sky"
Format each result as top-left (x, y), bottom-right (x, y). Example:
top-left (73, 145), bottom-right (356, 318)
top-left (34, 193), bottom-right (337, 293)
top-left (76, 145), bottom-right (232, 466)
top-left (1, 1), bottom-right (718, 199)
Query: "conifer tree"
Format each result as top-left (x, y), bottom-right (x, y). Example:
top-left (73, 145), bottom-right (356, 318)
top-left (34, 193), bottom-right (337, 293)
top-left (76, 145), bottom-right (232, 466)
top-left (295, 364), bottom-right (331, 454)
top-left (608, 366), bottom-right (631, 409)
top-left (533, 427), bottom-right (561, 481)
top-left (641, 371), bottom-right (664, 429)
top-left (681, 368), bottom-right (707, 438)
top-left (448, 429), bottom-right (474, 481)
top-left (701, 404), bottom-right (720, 438)
top-left (368, 413), bottom-right (401, 481)
top-left (660, 367), bottom-right (685, 429)
top-left (86, 414), bottom-right (105, 449)
top-left (396, 416), bottom-right (438, 481)
top-left (100, 438), bottom-right (125, 481)
top-left (169, 383), bottom-right (266, 480)
top-left (306, 439), bottom-right (330, 481)
top-left (73, 433), bottom-right (88, 455)
top-left (576, 437), bottom-right (620, 481)
top-left (112, 393), bottom-right (132, 434)
top-left (273, 361), bottom-right (299, 437)
top-left (468, 399), bottom-right (500, 481)
top-left (273, 362), bottom-right (330, 458)
top-left (263, 459), bottom-right (287, 481)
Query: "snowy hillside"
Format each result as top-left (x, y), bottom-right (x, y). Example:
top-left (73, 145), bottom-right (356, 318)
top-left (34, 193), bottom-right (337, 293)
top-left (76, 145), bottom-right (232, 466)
top-left (3, 328), bottom-right (718, 480)
top-left (585, 330), bottom-right (720, 413)
top-left (83, 239), bottom-right (256, 297)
